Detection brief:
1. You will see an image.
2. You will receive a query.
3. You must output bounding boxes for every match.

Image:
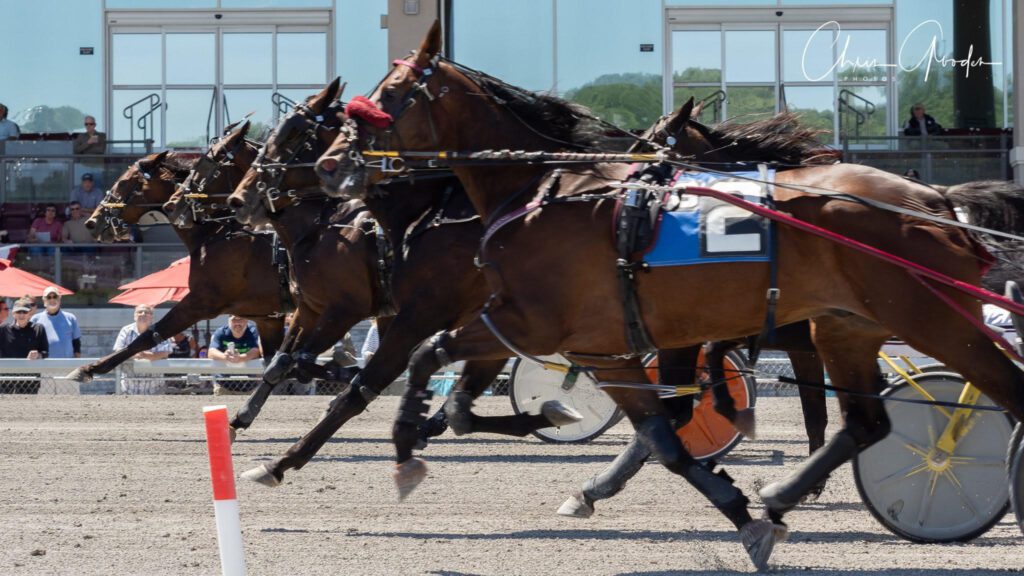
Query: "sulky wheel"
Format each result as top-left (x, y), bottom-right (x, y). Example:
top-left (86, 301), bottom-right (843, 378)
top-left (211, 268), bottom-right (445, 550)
top-left (853, 372), bottom-right (1013, 543)
top-left (508, 355), bottom-right (624, 443)
top-left (644, 349), bottom-right (756, 461)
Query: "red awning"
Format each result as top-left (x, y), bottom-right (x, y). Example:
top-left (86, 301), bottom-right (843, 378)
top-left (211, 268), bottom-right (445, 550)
top-left (0, 258), bottom-right (74, 298)
top-left (109, 257), bottom-right (190, 306)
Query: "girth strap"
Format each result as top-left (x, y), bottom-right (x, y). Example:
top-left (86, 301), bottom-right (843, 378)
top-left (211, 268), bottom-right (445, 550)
top-left (373, 219), bottom-right (397, 317)
top-left (748, 163), bottom-right (779, 365)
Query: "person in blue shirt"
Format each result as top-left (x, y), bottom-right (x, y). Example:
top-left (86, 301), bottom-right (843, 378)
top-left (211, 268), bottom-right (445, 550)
top-left (208, 315), bottom-right (261, 395)
top-left (31, 286), bottom-right (80, 358)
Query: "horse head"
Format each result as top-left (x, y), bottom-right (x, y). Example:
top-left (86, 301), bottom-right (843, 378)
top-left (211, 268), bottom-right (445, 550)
top-left (86, 150), bottom-right (186, 242)
top-left (228, 77), bottom-right (344, 226)
top-left (166, 120), bottom-right (260, 229)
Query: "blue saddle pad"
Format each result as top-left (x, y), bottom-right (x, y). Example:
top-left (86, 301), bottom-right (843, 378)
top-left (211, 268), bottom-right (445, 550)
top-left (644, 170), bottom-right (774, 267)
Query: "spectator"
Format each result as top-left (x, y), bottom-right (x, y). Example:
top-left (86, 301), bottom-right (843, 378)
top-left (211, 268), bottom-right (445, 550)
top-left (0, 299), bottom-right (9, 325)
top-left (360, 319), bottom-right (379, 367)
top-left (73, 115), bottom-right (106, 155)
top-left (903, 103), bottom-right (943, 137)
top-left (0, 103), bottom-right (19, 140)
top-left (31, 286), bottom-right (80, 358)
top-left (0, 297), bottom-right (49, 394)
top-left (27, 204), bottom-right (62, 243)
top-left (208, 315), bottom-right (261, 395)
top-left (168, 331), bottom-right (197, 359)
top-left (71, 173), bottom-right (103, 212)
top-left (114, 304), bottom-right (172, 394)
top-left (62, 201), bottom-right (92, 244)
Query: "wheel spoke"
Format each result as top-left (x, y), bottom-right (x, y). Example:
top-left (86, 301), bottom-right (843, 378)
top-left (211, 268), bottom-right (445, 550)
top-left (943, 468), bottom-right (982, 521)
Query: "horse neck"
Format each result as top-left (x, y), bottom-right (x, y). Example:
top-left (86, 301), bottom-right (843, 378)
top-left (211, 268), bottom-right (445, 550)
top-left (363, 177), bottom-right (453, 246)
top-left (268, 193), bottom-right (329, 252)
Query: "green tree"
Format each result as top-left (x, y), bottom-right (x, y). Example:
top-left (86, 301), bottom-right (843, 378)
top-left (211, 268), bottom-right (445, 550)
top-left (564, 73), bottom-right (662, 130)
top-left (16, 106), bottom-right (86, 133)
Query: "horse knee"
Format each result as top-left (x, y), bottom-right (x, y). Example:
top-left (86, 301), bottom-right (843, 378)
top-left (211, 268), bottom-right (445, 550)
top-left (409, 332), bottom-right (451, 384)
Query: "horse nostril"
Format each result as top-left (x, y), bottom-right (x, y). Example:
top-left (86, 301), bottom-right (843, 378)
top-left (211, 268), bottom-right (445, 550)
top-left (84, 219), bottom-right (96, 230)
top-left (227, 196), bottom-right (244, 210)
top-left (162, 202), bottom-right (175, 213)
top-left (318, 157), bottom-right (338, 175)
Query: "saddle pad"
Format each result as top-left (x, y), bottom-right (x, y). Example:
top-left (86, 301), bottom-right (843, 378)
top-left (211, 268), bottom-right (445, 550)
top-left (645, 169), bottom-right (773, 267)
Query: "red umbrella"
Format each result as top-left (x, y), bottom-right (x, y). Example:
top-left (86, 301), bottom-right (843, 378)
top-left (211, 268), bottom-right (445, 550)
top-left (109, 257), bottom-right (190, 306)
top-left (0, 258), bottom-right (74, 298)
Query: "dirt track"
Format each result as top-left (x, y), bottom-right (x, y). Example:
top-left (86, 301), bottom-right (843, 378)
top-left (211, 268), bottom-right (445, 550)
top-left (0, 395), bottom-right (1019, 575)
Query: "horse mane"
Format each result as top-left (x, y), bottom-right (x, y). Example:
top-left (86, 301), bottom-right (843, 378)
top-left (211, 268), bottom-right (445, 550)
top-left (449, 60), bottom-right (609, 151)
top-left (944, 180), bottom-right (1024, 235)
top-left (160, 153), bottom-right (197, 180)
top-left (699, 112), bottom-right (835, 166)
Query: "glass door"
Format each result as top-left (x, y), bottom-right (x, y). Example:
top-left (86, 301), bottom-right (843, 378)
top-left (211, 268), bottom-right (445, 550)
top-left (109, 16), bottom-right (329, 149)
top-left (668, 7), bottom-right (892, 145)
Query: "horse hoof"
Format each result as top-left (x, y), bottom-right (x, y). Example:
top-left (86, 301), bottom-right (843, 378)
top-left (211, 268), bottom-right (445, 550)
top-left (733, 408), bottom-right (757, 439)
top-left (66, 368), bottom-right (93, 383)
top-left (228, 426), bottom-right (238, 444)
top-left (241, 464), bottom-right (281, 488)
top-left (739, 519), bottom-right (777, 572)
top-left (394, 458), bottom-right (428, 501)
top-left (556, 491), bottom-right (594, 518)
top-left (541, 401), bottom-right (583, 427)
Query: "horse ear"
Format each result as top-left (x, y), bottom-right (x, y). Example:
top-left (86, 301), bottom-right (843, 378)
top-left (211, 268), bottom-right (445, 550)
top-left (661, 97), bottom-right (694, 139)
top-left (234, 119), bottom-right (251, 139)
top-left (309, 77), bottom-right (342, 113)
top-left (414, 20), bottom-right (443, 67)
top-left (147, 150), bottom-right (169, 168)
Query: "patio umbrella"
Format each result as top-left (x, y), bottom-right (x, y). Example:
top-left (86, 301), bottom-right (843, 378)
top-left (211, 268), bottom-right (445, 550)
top-left (0, 258), bottom-right (74, 298)
top-left (108, 256), bottom-right (190, 306)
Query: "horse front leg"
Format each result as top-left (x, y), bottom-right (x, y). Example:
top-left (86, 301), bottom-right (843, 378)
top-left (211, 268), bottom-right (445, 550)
top-left (558, 346), bottom-right (701, 518)
top-left (66, 298), bottom-right (211, 382)
top-left (599, 367), bottom-right (782, 572)
top-left (227, 316), bottom-right (288, 434)
top-left (241, 311), bottom-right (431, 487)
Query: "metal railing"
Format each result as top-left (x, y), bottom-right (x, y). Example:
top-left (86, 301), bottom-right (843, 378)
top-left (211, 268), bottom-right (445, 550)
top-left (840, 133), bottom-right (1011, 184)
top-left (837, 89), bottom-right (877, 140)
top-left (122, 93), bottom-right (162, 153)
top-left (0, 358), bottom-right (511, 396)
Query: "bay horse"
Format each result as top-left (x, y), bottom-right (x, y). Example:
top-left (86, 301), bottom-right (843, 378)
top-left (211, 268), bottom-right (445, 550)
top-left (227, 80), bottom-right (583, 487)
top-left (324, 22), bottom-right (1024, 570)
top-left (558, 103), bottom-right (1024, 518)
top-left (72, 136), bottom-right (290, 433)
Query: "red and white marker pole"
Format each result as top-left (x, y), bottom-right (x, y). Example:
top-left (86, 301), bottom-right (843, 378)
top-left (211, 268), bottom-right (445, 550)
top-left (203, 405), bottom-right (247, 576)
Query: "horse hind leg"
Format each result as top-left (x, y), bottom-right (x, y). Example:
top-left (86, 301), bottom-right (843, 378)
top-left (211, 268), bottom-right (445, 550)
top-left (703, 341), bottom-right (757, 439)
top-left (760, 316), bottom-right (890, 518)
top-left (788, 349), bottom-right (829, 500)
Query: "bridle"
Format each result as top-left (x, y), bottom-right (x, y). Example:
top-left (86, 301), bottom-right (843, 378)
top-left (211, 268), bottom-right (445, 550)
top-left (94, 162), bottom-right (161, 240)
top-left (173, 135), bottom-right (258, 226)
top-left (343, 54), bottom-right (448, 176)
top-left (248, 102), bottom-right (342, 214)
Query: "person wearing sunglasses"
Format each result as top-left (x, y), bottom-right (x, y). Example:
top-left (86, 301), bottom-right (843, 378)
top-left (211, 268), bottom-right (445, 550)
top-left (0, 297), bottom-right (49, 394)
top-left (62, 201), bottom-right (92, 244)
top-left (73, 115), bottom-right (106, 155)
top-left (30, 286), bottom-right (80, 358)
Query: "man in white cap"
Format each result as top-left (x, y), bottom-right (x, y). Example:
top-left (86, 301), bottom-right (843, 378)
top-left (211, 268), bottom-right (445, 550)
top-left (31, 286), bottom-right (80, 358)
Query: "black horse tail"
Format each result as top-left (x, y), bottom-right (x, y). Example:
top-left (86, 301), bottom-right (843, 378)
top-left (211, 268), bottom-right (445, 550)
top-left (942, 180), bottom-right (1024, 235)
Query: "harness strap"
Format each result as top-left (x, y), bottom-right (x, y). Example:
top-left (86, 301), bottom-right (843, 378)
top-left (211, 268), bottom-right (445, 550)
top-left (748, 163), bottom-right (779, 365)
top-left (373, 219), bottom-right (397, 317)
